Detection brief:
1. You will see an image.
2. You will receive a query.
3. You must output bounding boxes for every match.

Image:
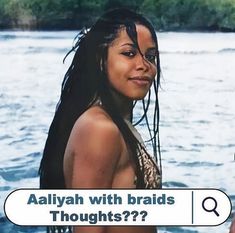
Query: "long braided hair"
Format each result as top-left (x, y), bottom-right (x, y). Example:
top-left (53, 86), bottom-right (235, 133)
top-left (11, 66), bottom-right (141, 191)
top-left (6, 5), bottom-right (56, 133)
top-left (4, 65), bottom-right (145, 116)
top-left (39, 8), bottom-right (161, 233)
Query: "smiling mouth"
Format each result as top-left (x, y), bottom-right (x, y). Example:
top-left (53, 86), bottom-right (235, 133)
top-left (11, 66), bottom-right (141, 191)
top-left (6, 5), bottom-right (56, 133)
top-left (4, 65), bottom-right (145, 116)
top-left (128, 76), bottom-right (152, 85)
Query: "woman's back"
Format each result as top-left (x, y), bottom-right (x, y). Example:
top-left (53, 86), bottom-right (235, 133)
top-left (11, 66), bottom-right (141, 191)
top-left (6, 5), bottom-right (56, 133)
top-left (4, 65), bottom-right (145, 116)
top-left (63, 105), bottom-right (157, 233)
top-left (63, 105), bottom-right (137, 189)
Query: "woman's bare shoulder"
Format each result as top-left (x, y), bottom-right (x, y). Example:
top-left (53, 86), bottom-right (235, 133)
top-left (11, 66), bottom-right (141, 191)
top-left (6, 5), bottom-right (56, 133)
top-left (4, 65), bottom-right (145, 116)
top-left (67, 106), bottom-right (122, 155)
top-left (74, 106), bottom-right (120, 138)
top-left (64, 106), bottom-right (122, 188)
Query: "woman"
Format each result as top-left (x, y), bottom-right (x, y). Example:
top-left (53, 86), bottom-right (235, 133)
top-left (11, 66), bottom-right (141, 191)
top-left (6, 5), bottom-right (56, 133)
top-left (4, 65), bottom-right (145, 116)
top-left (230, 218), bottom-right (235, 233)
top-left (39, 8), bottom-right (162, 233)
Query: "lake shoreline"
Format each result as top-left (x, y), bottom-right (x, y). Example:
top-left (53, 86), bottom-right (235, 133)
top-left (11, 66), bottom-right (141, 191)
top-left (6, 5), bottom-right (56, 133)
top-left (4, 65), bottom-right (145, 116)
top-left (1, 27), bottom-right (235, 33)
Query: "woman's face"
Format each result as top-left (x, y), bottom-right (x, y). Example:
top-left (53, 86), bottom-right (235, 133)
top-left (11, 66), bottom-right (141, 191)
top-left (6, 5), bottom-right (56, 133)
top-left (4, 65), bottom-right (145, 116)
top-left (106, 24), bottom-right (157, 100)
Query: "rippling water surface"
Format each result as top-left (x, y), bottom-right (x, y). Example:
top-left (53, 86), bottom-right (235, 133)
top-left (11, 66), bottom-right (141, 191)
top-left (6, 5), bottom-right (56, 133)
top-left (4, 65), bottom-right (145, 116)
top-left (0, 31), bottom-right (234, 233)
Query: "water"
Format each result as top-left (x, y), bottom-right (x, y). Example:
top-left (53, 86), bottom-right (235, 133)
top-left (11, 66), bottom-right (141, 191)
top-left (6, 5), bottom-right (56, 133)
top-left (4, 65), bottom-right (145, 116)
top-left (0, 31), bottom-right (234, 232)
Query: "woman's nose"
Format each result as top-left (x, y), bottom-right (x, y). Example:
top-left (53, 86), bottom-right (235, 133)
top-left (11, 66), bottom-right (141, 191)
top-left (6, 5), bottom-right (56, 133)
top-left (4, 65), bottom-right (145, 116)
top-left (135, 53), bottom-right (149, 71)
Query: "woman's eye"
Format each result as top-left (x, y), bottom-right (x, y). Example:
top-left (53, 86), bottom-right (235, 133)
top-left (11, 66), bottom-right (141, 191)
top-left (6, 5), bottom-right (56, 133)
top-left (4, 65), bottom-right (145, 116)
top-left (121, 51), bottom-right (136, 57)
top-left (145, 54), bottom-right (156, 63)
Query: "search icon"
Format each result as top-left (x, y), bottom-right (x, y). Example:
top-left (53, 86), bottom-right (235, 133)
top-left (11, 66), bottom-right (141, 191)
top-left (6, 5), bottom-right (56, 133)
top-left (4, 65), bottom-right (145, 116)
top-left (202, 197), bottom-right (220, 217)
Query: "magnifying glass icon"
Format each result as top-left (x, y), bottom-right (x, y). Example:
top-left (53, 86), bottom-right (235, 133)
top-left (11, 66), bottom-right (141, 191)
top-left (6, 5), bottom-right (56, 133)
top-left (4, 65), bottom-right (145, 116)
top-left (202, 197), bottom-right (220, 217)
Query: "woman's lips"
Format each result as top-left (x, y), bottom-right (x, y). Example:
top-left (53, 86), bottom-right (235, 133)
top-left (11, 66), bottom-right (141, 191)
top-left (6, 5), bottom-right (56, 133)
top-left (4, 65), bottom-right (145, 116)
top-left (128, 76), bottom-right (152, 86)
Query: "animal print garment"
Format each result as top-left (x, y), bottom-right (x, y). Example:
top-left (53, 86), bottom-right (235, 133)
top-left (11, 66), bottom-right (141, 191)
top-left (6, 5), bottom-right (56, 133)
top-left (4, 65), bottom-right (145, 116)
top-left (125, 120), bottom-right (162, 189)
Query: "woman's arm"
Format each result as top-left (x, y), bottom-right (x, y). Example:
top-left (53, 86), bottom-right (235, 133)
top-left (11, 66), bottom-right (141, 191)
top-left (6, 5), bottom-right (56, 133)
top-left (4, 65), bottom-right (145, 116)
top-left (229, 217), bottom-right (235, 233)
top-left (73, 226), bottom-right (108, 233)
top-left (65, 115), bottom-right (121, 188)
top-left (64, 113), bottom-right (122, 232)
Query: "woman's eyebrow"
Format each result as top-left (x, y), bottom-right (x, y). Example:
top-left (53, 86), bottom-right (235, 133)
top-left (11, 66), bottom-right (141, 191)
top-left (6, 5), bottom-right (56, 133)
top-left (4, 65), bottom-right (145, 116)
top-left (119, 44), bottom-right (157, 54)
top-left (120, 43), bottom-right (135, 47)
top-left (147, 47), bottom-right (157, 53)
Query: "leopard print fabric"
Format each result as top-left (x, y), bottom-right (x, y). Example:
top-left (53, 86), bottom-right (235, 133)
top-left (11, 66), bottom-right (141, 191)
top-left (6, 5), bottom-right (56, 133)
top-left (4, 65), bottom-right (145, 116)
top-left (125, 120), bottom-right (161, 189)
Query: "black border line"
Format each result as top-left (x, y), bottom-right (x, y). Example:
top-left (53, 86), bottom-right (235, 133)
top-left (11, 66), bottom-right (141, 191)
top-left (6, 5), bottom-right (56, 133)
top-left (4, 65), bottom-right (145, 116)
top-left (192, 191), bottom-right (194, 224)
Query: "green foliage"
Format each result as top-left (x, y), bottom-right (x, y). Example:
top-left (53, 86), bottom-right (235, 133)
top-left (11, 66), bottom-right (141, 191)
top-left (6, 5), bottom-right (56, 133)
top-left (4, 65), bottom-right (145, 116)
top-left (0, 0), bottom-right (7, 19)
top-left (0, 0), bottom-right (33, 28)
top-left (141, 0), bottom-right (235, 31)
top-left (0, 0), bottom-right (235, 30)
top-left (104, 0), bottom-right (142, 11)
